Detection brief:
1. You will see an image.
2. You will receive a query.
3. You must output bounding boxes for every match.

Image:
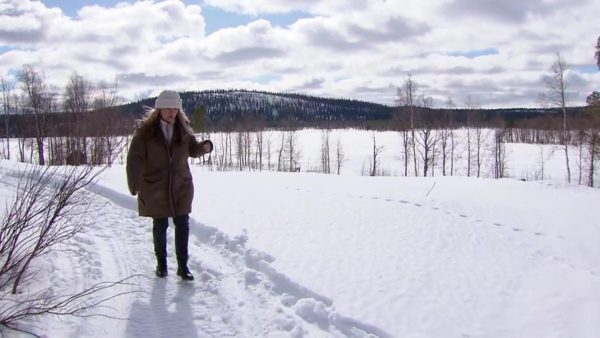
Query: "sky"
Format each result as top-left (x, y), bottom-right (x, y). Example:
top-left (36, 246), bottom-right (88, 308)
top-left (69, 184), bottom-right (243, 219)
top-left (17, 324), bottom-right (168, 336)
top-left (0, 0), bottom-right (599, 108)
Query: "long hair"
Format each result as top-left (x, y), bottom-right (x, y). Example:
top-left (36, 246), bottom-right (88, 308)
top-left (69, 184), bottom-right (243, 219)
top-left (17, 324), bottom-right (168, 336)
top-left (139, 106), bottom-right (194, 136)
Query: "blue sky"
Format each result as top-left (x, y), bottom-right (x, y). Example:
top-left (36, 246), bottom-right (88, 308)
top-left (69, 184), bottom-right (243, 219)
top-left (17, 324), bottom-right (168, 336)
top-left (1, 0), bottom-right (598, 108)
top-left (201, 6), bottom-right (310, 34)
top-left (448, 48), bottom-right (499, 59)
top-left (41, 0), bottom-right (123, 16)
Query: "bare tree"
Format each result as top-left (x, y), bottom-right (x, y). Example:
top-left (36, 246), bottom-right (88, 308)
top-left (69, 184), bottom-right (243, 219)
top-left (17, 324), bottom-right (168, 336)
top-left (492, 128), bottom-right (507, 179)
top-left (536, 146), bottom-right (546, 180)
top-left (15, 95), bottom-right (27, 162)
top-left (541, 52), bottom-right (571, 183)
top-left (474, 123), bottom-right (486, 178)
top-left (285, 130), bottom-right (300, 172)
top-left (243, 131), bottom-right (252, 170)
top-left (464, 97), bottom-right (476, 177)
top-left (400, 127), bottom-right (411, 176)
top-left (393, 107), bottom-right (411, 176)
top-left (439, 98), bottom-right (456, 176)
top-left (396, 75), bottom-right (419, 176)
top-left (255, 130), bottom-right (264, 171)
top-left (586, 128), bottom-right (600, 187)
top-left (64, 72), bottom-right (93, 157)
top-left (367, 131), bottom-right (385, 176)
top-left (277, 131), bottom-right (285, 171)
top-left (228, 131), bottom-right (233, 167)
top-left (320, 130), bottom-right (331, 174)
top-left (88, 79), bottom-right (127, 166)
top-left (20, 65), bottom-right (51, 165)
top-left (266, 133), bottom-right (273, 170)
top-left (1, 77), bottom-right (14, 160)
top-left (236, 132), bottom-right (244, 171)
top-left (415, 96), bottom-right (438, 177)
top-left (335, 136), bottom-right (345, 175)
top-left (216, 132), bottom-right (232, 170)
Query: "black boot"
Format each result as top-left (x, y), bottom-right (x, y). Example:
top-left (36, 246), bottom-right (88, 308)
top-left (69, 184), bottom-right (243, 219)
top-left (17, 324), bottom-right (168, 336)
top-left (153, 218), bottom-right (169, 278)
top-left (174, 215), bottom-right (193, 281)
top-left (155, 261), bottom-right (168, 278)
top-left (177, 258), bottom-right (194, 281)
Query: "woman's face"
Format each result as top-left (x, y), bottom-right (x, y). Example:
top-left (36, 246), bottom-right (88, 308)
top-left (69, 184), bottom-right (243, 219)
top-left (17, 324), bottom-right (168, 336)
top-left (159, 108), bottom-right (178, 124)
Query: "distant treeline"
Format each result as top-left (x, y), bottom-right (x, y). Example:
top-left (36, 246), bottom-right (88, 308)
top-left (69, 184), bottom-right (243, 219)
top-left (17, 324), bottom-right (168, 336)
top-left (117, 89), bottom-right (593, 131)
top-left (1, 108), bottom-right (133, 138)
top-left (1, 89), bottom-right (595, 137)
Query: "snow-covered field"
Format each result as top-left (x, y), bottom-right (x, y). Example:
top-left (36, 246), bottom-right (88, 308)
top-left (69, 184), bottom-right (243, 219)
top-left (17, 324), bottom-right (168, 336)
top-left (194, 128), bottom-right (597, 184)
top-left (1, 129), bottom-right (600, 337)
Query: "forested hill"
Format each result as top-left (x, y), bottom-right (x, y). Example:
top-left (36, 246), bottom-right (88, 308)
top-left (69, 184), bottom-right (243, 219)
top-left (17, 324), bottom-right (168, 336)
top-left (117, 89), bottom-right (586, 130)
top-left (121, 89), bottom-right (394, 123)
top-left (2, 89), bottom-right (589, 138)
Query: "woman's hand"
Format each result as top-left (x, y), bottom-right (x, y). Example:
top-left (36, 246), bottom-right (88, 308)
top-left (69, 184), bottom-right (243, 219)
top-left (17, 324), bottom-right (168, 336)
top-left (201, 140), bottom-right (213, 153)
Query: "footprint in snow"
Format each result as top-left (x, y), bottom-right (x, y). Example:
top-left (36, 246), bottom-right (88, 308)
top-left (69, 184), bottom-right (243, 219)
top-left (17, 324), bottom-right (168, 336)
top-left (414, 203), bottom-right (422, 207)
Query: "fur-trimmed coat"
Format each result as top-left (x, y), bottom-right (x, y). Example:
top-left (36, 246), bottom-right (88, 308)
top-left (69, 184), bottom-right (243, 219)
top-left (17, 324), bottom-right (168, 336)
top-left (126, 115), bottom-right (213, 218)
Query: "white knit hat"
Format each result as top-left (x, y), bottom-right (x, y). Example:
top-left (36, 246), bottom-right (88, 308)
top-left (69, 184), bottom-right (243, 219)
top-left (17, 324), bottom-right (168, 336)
top-left (154, 90), bottom-right (182, 110)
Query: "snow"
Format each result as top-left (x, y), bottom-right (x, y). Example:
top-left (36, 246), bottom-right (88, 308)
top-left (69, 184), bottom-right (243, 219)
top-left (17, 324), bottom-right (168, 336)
top-left (1, 129), bottom-right (600, 338)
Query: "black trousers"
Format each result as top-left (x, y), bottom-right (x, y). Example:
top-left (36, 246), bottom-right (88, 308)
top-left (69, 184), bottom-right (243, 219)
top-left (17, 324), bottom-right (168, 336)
top-left (152, 215), bottom-right (189, 267)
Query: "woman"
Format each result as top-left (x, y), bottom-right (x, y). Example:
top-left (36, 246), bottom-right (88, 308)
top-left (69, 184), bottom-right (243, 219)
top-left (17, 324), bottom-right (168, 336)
top-left (126, 90), bottom-right (213, 281)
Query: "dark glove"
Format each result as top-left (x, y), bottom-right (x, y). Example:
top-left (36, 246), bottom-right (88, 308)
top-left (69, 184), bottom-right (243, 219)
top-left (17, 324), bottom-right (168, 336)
top-left (200, 140), bottom-right (214, 153)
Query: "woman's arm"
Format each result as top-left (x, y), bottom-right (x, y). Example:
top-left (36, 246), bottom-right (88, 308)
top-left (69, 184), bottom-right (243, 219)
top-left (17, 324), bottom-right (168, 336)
top-left (126, 131), bottom-right (146, 195)
top-left (189, 136), bottom-right (213, 158)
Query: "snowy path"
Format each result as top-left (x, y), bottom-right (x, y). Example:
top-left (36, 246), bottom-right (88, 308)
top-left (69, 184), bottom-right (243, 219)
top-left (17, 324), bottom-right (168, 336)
top-left (83, 181), bottom-right (389, 337)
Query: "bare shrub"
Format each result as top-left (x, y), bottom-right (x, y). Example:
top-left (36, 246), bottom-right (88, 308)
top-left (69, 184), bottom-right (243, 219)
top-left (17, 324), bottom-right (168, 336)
top-left (0, 164), bottom-right (141, 336)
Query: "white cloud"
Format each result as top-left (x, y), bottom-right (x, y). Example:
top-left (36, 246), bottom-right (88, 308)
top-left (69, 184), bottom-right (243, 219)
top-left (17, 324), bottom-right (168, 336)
top-left (0, 0), bottom-right (598, 107)
top-left (0, 0), bottom-right (207, 97)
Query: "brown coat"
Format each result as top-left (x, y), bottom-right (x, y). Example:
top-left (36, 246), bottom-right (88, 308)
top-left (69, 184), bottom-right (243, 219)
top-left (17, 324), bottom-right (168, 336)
top-left (126, 115), bottom-right (212, 218)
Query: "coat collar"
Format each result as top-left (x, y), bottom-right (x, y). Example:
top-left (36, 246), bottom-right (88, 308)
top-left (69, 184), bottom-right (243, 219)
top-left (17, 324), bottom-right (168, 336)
top-left (139, 114), bottom-right (184, 145)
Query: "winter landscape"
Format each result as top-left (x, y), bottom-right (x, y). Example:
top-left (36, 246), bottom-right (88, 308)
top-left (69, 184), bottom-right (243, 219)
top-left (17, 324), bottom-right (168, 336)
top-left (1, 0), bottom-right (600, 337)
top-left (0, 129), bottom-right (599, 338)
